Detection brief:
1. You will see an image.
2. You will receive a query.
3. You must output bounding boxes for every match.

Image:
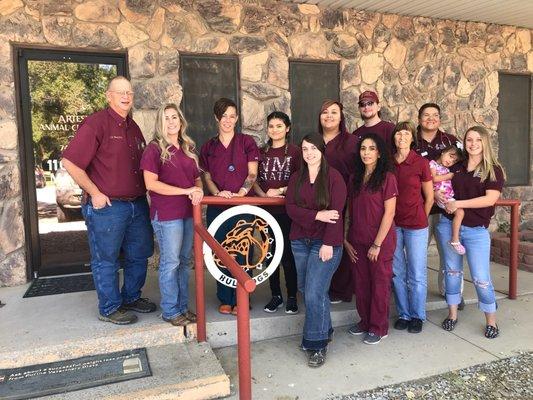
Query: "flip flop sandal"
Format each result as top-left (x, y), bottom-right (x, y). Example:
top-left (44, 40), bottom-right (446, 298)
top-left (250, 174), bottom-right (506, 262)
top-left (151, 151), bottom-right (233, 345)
top-left (485, 324), bottom-right (499, 339)
top-left (442, 318), bottom-right (457, 331)
top-left (218, 304), bottom-right (232, 314)
top-left (449, 241), bottom-right (466, 255)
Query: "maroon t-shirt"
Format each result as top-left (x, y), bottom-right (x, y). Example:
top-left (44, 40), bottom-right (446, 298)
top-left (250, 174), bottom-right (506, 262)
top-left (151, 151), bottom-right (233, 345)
top-left (444, 163), bottom-right (505, 228)
top-left (324, 132), bottom-right (358, 184)
top-left (285, 167), bottom-right (347, 246)
top-left (415, 130), bottom-right (458, 162)
top-left (393, 150), bottom-right (432, 229)
top-left (257, 144), bottom-right (301, 214)
top-left (62, 107), bottom-right (146, 198)
top-left (353, 120), bottom-right (395, 150)
top-left (199, 133), bottom-right (260, 194)
top-left (348, 172), bottom-right (398, 253)
top-left (140, 142), bottom-right (200, 221)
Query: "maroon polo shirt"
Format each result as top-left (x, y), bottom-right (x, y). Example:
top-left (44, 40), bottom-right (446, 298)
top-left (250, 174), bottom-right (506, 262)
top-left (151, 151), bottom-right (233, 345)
top-left (199, 133), bottom-right (260, 194)
top-left (348, 172), bottom-right (398, 254)
top-left (62, 107), bottom-right (146, 198)
top-left (285, 167), bottom-right (347, 246)
top-left (140, 142), bottom-right (200, 221)
top-left (393, 150), bottom-right (432, 229)
top-left (323, 132), bottom-right (358, 184)
top-left (415, 130), bottom-right (458, 162)
top-left (444, 163), bottom-right (505, 228)
top-left (353, 120), bottom-right (395, 150)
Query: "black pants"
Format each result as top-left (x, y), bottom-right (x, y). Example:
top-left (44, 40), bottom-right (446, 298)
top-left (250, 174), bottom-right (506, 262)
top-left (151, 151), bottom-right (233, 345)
top-left (268, 212), bottom-right (298, 298)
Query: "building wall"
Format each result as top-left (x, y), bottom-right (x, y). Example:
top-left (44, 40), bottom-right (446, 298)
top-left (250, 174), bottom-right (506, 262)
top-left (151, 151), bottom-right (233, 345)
top-left (0, 0), bottom-right (532, 286)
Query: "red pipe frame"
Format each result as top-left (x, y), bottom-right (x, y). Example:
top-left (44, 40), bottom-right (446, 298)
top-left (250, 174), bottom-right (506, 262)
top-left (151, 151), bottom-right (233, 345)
top-left (192, 197), bottom-right (520, 399)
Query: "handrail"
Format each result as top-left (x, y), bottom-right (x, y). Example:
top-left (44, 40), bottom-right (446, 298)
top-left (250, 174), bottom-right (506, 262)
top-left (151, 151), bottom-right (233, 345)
top-left (495, 199), bottom-right (520, 299)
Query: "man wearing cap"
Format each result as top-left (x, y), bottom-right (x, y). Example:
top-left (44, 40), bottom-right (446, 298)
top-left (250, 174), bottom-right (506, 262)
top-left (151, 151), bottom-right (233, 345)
top-left (353, 91), bottom-right (395, 148)
top-left (62, 76), bottom-right (155, 325)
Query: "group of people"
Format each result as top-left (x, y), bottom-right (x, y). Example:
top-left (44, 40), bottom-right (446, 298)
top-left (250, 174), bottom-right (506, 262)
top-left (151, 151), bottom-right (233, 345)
top-left (63, 76), bottom-right (505, 369)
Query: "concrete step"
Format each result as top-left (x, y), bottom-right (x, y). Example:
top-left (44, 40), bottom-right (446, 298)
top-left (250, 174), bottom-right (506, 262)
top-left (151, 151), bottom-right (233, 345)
top-left (40, 342), bottom-right (230, 400)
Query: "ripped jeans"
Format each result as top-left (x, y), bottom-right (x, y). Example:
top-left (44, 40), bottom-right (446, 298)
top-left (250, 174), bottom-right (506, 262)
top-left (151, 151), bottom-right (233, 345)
top-left (435, 218), bottom-right (497, 313)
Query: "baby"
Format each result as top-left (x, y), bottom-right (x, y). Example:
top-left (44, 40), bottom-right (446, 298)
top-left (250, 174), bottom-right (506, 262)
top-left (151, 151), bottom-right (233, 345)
top-left (430, 145), bottom-right (465, 255)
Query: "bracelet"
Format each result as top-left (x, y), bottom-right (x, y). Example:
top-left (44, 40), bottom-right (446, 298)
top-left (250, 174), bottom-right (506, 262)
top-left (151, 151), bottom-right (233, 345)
top-left (371, 243), bottom-right (381, 248)
top-left (239, 187), bottom-right (248, 195)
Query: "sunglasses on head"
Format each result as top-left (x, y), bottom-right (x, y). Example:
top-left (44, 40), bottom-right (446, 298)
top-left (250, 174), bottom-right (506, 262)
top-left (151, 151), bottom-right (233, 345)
top-left (359, 101), bottom-right (374, 107)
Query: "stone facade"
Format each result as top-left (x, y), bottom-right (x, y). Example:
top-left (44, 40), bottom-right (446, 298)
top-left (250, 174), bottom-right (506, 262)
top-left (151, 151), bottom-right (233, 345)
top-left (0, 0), bottom-right (532, 285)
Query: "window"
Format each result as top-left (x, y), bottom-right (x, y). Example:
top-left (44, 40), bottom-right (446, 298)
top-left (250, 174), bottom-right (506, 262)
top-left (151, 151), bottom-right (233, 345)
top-left (498, 73), bottom-right (531, 186)
top-left (289, 61), bottom-right (340, 144)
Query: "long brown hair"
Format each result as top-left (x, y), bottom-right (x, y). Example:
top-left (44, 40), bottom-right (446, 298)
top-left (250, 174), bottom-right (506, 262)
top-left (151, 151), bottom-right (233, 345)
top-left (295, 134), bottom-right (330, 209)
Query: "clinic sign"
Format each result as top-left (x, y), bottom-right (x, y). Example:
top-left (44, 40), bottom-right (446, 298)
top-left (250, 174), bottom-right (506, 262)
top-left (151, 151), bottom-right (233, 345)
top-left (40, 115), bottom-right (86, 132)
top-left (204, 205), bottom-right (283, 288)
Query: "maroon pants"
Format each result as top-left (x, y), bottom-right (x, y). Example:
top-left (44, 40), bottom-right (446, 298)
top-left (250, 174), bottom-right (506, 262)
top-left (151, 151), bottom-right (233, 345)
top-left (328, 252), bottom-right (353, 302)
top-left (351, 244), bottom-right (393, 336)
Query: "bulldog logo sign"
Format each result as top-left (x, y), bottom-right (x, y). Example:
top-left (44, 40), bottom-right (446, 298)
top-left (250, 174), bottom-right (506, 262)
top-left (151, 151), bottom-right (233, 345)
top-left (204, 205), bottom-right (284, 288)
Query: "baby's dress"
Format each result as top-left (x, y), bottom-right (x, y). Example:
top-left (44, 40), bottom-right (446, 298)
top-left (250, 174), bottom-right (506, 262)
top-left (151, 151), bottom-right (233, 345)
top-left (429, 160), bottom-right (454, 209)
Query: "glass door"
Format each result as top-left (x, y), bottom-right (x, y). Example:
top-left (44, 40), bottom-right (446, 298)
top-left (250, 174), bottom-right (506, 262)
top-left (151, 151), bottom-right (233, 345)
top-left (16, 48), bottom-right (127, 276)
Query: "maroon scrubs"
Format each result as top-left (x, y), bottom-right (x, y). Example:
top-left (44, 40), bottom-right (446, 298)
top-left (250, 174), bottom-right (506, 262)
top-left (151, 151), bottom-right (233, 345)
top-left (347, 172), bottom-right (398, 336)
top-left (140, 142), bottom-right (200, 221)
top-left (258, 144), bottom-right (301, 214)
top-left (393, 150), bottom-right (432, 229)
top-left (199, 133), bottom-right (260, 193)
top-left (62, 107), bottom-right (146, 198)
top-left (324, 132), bottom-right (358, 301)
top-left (444, 163), bottom-right (505, 228)
top-left (285, 167), bottom-right (347, 246)
top-left (353, 120), bottom-right (395, 150)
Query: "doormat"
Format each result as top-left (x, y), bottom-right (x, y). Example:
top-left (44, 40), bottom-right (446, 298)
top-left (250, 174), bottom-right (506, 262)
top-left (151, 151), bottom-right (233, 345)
top-left (0, 348), bottom-right (151, 400)
top-left (23, 274), bottom-right (95, 298)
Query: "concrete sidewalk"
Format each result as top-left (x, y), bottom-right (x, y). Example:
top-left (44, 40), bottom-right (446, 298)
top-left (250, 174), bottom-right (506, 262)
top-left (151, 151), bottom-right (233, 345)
top-left (215, 294), bottom-right (533, 400)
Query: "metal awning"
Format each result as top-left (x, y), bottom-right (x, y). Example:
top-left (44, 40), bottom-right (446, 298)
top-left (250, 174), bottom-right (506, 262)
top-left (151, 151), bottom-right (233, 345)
top-left (289, 0), bottom-right (533, 29)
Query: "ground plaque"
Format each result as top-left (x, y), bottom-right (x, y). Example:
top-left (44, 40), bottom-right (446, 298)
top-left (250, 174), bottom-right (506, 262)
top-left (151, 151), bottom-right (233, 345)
top-left (0, 348), bottom-right (151, 399)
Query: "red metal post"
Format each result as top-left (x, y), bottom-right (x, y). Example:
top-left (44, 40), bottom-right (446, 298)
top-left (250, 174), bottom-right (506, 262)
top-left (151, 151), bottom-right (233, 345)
top-left (193, 204), bottom-right (207, 342)
top-left (509, 203), bottom-right (519, 299)
top-left (236, 284), bottom-right (252, 400)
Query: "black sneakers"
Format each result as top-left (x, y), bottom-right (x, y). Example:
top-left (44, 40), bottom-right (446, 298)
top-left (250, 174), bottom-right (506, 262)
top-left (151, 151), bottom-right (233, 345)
top-left (285, 297), bottom-right (299, 314)
top-left (122, 298), bottom-right (157, 313)
top-left (264, 296), bottom-right (283, 313)
top-left (408, 318), bottom-right (423, 333)
top-left (394, 318), bottom-right (410, 330)
top-left (308, 348), bottom-right (327, 368)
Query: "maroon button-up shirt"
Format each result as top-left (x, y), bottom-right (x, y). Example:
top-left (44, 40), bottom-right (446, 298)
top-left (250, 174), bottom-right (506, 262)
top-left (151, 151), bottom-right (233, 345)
top-left (286, 167), bottom-right (347, 246)
top-left (62, 107), bottom-right (146, 198)
top-left (393, 150), bottom-right (432, 229)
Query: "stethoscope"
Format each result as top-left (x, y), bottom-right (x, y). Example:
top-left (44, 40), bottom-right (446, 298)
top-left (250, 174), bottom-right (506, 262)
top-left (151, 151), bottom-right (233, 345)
top-left (208, 134), bottom-right (238, 172)
top-left (419, 131), bottom-right (463, 156)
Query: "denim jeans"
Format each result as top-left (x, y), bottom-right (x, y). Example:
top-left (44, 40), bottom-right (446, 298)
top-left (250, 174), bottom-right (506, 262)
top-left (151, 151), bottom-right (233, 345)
top-left (152, 216), bottom-right (193, 319)
top-left (435, 218), bottom-right (497, 313)
top-left (206, 206), bottom-right (252, 306)
top-left (291, 239), bottom-right (342, 350)
top-left (392, 227), bottom-right (429, 321)
top-left (82, 197), bottom-right (154, 316)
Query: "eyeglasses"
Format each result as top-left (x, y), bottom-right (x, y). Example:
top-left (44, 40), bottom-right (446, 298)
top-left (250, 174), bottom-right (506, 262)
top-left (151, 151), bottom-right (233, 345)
top-left (109, 90), bottom-right (134, 97)
top-left (358, 101), bottom-right (374, 107)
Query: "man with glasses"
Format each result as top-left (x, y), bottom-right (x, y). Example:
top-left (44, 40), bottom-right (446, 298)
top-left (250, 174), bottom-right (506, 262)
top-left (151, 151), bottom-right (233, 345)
top-left (62, 76), bottom-right (155, 325)
top-left (353, 91), bottom-right (395, 148)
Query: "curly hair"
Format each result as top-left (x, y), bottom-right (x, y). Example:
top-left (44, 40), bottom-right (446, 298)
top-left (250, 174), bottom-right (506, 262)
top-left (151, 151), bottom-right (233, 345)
top-left (352, 133), bottom-right (393, 194)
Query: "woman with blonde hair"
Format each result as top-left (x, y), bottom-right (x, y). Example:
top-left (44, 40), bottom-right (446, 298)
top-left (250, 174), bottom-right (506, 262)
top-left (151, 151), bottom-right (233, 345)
top-left (436, 126), bottom-right (505, 338)
top-left (140, 103), bottom-right (203, 326)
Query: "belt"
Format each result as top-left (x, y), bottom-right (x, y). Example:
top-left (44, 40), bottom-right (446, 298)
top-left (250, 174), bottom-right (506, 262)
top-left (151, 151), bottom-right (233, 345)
top-left (110, 196), bottom-right (141, 202)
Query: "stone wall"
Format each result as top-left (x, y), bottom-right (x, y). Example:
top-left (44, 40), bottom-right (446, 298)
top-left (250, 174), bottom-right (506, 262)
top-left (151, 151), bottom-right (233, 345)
top-left (0, 0), bottom-right (532, 286)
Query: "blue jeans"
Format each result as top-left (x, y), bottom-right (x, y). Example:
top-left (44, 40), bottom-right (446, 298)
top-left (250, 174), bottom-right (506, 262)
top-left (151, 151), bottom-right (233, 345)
top-left (435, 218), bottom-right (497, 313)
top-left (82, 197), bottom-right (154, 316)
top-left (152, 216), bottom-right (193, 319)
top-left (392, 227), bottom-right (429, 321)
top-left (291, 239), bottom-right (342, 350)
top-left (206, 206), bottom-right (252, 306)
